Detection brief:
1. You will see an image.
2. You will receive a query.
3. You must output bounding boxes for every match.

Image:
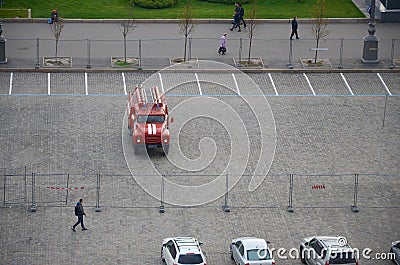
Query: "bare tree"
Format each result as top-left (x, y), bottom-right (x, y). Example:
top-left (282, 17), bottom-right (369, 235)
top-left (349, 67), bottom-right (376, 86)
top-left (178, 0), bottom-right (196, 62)
top-left (49, 16), bottom-right (64, 63)
top-left (244, 0), bottom-right (259, 64)
top-left (118, 18), bottom-right (137, 63)
top-left (310, 0), bottom-right (331, 64)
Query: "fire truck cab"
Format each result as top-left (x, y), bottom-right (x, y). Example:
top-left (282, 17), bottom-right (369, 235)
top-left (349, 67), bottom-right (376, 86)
top-left (127, 86), bottom-right (171, 155)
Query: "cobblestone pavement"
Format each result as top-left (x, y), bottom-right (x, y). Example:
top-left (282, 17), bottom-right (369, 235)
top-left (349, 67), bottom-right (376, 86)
top-left (0, 70), bottom-right (399, 265)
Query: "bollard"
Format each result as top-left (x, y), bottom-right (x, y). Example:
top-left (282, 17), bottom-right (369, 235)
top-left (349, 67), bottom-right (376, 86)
top-left (0, 23), bottom-right (7, 64)
top-left (138, 39), bottom-right (142, 70)
top-left (86, 39), bottom-right (91, 69)
top-left (159, 174), bottom-right (165, 213)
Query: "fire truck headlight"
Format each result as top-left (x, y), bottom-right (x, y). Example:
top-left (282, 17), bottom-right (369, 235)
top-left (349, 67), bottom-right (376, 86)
top-left (136, 138), bottom-right (141, 143)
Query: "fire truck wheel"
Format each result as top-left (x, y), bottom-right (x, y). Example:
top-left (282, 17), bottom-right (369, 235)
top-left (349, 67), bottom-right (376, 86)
top-left (163, 145), bottom-right (169, 155)
top-left (134, 146), bottom-right (142, 155)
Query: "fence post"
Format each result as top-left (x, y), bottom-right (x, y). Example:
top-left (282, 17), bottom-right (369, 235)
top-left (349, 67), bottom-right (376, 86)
top-left (95, 173), bottom-right (101, 212)
top-left (24, 166), bottom-right (27, 205)
top-left (35, 38), bottom-right (40, 69)
top-left (223, 173), bottom-right (230, 212)
top-left (351, 173), bottom-right (359, 212)
top-left (338, 38), bottom-right (344, 69)
top-left (65, 174), bottom-right (70, 205)
top-left (390, 39), bottom-right (395, 69)
top-left (30, 172), bottom-right (37, 212)
top-left (287, 39), bottom-right (293, 69)
top-left (159, 174), bottom-right (165, 213)
top-left (138, 39), bottom-right (142, 70)
top-left (2, 174), bottom-right (5, 206)
top-left (86, 39), bottom-right (91, 69)
top-left (287, 174), bottom-right (294, 212)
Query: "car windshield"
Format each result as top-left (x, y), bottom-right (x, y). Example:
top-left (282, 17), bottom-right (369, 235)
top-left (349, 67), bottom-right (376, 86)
top-left (178, 254), bottom-right (203, 264)
top-left (329, 252), bottom-right (357, 264)
top-left (247, 249), bottom-right (271, 261)
top-left (137, 115), bottom-right (165, 123)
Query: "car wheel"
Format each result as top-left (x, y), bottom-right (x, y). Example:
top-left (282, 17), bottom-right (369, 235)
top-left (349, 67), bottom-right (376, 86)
top-left (300, 246), bottom-right (306, 264)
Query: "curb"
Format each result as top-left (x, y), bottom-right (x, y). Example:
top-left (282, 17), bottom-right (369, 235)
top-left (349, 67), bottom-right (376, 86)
top-left (0, 18), bottom-right (371, 24)
top-left (0, 67), bottom-right (398, 73)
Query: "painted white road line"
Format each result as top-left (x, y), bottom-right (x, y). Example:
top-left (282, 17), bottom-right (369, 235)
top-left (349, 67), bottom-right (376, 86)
top-left (340, 73), bottom-right (354, 95)
top-left (85, 72), bottom-right (88, 95)
top-left (232, 73), bottom-right (241, 96)
top-left (47, 73), bottom-right (51, 95)
top-left (303, 73), bottom-right (316, 96)
top-left (158, 73), bottom-right (165, 94)
top-left (377, 73), bottom-right (392, 96)
top-left (195, 73), bottom-right (202, 95)
top-left (268, 73), bottom-right (278, 96)
top-left (9, 73), bottom-right (13, 95)
top-left (122, 72), bottom-right (127, 95)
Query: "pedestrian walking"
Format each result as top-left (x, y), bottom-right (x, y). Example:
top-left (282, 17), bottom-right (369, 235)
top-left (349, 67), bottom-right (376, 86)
top-left (238, 3), bottom-right (246, 28)
top-left (290, 16), bottom-right (300, 40)
top-left (230, 11), bottom-right (241, 32)
top-left (71, 198), bottom-right (87, 232)
top-left (218, 33), bottom-right (227, 55)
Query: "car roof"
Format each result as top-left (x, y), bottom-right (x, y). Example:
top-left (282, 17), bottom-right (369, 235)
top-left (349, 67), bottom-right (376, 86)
top-left (170, 237), bottom-right (203, 254)
top-left (315, 236), bottom-right (353, 251)
top-left (236, 237), bottom-right (268, 249)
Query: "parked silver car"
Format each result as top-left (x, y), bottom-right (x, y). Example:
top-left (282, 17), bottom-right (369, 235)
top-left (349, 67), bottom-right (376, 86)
top-left (390, 240), bottom-right (400, 265)
top-left (230, 237), bottom-right (276, 265)
top-left (300, 236), bottom-right (358, 265)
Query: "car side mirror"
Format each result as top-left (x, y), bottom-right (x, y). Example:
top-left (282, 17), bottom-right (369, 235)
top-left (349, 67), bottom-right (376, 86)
top-left (199, 242), bottom-right (203, 246)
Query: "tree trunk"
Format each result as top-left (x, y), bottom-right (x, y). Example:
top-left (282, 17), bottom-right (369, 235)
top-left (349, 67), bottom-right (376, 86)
top-left (183, 36), bottom-right (188, 62)
top-left (248, 38), bottom-right (253, 64)
top-left (124, 36), bottom-right (127, 63)
top-left (55, 39), bottom-right (59, 62)
top-left (314, 37), bottom-right (320, 64)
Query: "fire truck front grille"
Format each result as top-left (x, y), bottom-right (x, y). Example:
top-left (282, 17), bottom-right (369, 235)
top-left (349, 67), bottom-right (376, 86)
top-left (145, 135), bottom-right (161, 144)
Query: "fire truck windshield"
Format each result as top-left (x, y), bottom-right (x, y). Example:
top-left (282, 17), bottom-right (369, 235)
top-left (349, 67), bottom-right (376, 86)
top-left (137, 115), bottom-right (165, 123)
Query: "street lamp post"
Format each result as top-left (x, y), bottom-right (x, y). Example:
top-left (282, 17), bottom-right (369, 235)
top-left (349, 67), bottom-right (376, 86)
top-left (361, 0), bottom-right (379, 63)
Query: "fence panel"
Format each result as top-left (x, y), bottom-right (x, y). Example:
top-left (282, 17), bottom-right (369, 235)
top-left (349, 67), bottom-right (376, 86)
top-left (357, 174), bottom-right (400, 208)
top-left (0, 174), bottom-right (26, 206)
top-left (292, 174), bottom-right (355, 209)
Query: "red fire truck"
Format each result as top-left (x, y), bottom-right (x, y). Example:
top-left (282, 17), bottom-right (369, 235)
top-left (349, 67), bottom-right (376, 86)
top-left (127, 86), bottom-right (171, 155)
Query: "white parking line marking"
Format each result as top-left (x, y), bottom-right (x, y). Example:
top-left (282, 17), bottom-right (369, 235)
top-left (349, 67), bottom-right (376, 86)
top-left (303, 73), bottom-right (316, 96)
top-left (377, 73), bottom-right (392, 96)
top-left (9, 73), bottom-right (13, 95)
top-left (340, 73), bottom-right (354, 95)
top-left (47, 73), bottom-right (51, 95)
top-left (158, 73), bottom-right (165, 94)
top-left (195, 73), bottom-right (202, 95)
top-left (122, 72), bottom-right (127, 95)
top-left (232, 73), bottom-right (241, 96)
top-left (268, 73), bottom-right (278, 96)
top-left (85, 72), bottom-right (88, 95)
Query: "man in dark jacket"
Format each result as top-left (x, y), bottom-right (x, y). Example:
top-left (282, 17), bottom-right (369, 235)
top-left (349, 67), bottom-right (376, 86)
top-left (71, 198), bottom-right (87, 232)
top-left (290, 16), bottom-right (300, 40)
top-left (230, 11), bottom-right (241, 32)
top-left (238, 3), bottom-right (246, 28)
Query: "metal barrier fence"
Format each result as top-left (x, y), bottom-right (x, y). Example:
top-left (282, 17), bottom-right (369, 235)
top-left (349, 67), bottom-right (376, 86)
top-left (4, 37), bottom-right (400, 69)
top-left (1, 169), bottom-right (399, 213)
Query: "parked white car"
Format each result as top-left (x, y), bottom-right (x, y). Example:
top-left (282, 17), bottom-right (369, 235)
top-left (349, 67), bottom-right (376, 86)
top-left (390, 240), bottom-right (400, 265)
top-left (300, 236), bottom-right (358, 265)
top-left (230, 237), bottom-right (276, 265)
top-left (161, 237), bottom-right (207, 265)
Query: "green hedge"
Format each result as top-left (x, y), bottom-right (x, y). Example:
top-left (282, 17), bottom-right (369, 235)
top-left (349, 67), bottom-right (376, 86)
top-left (131, 0), bottom-right (178, 9)
top-left (203, 0), bottom-right (250, 4)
